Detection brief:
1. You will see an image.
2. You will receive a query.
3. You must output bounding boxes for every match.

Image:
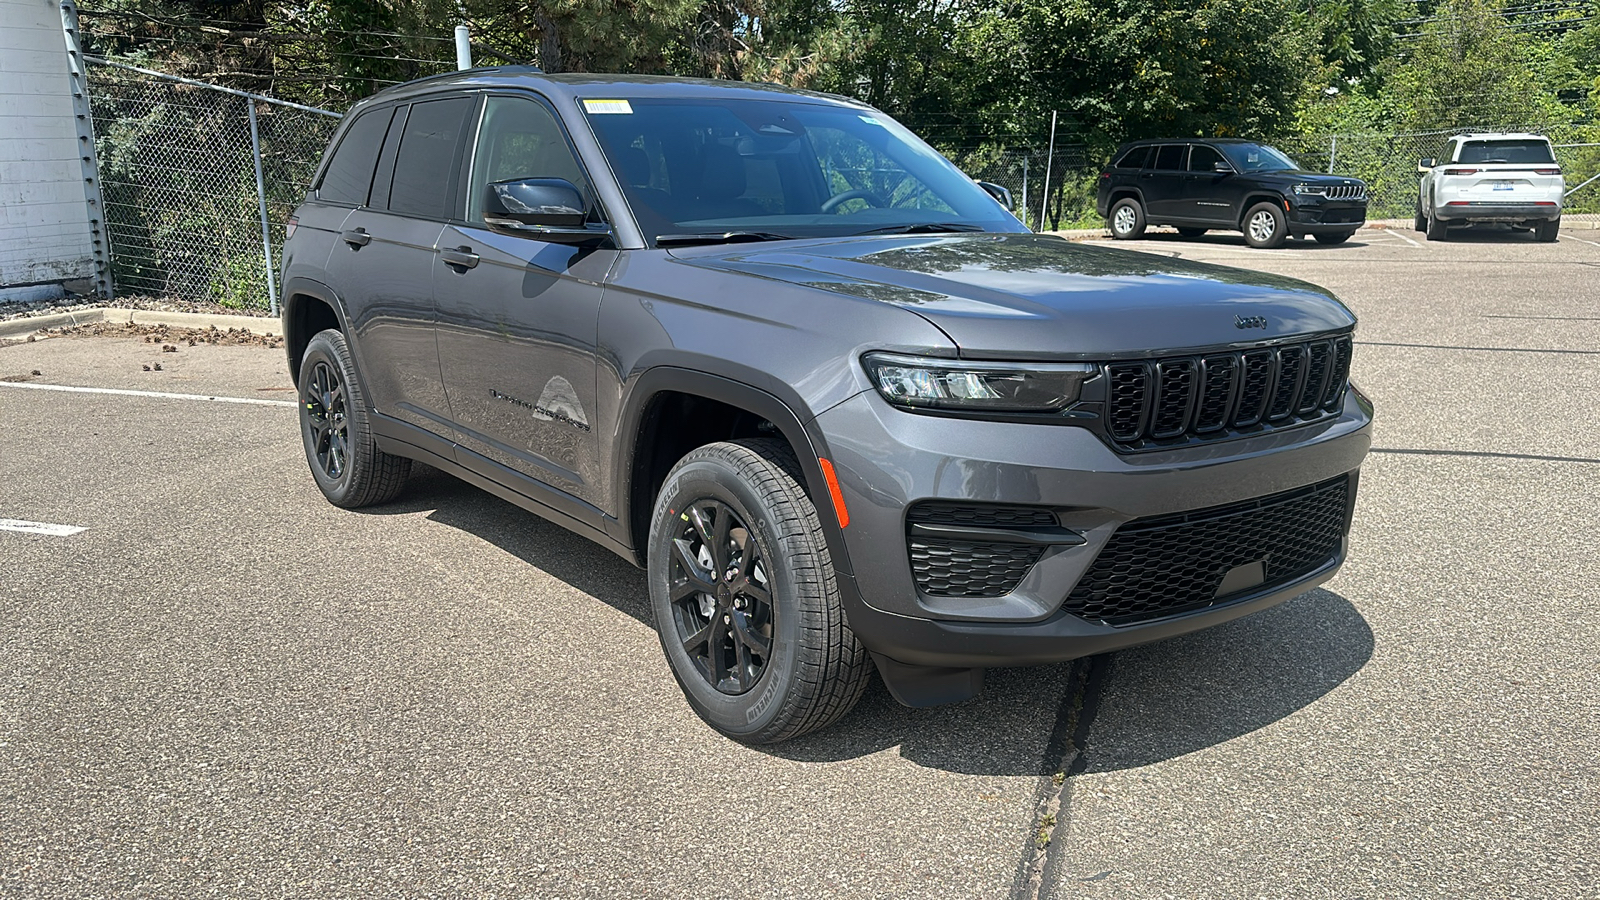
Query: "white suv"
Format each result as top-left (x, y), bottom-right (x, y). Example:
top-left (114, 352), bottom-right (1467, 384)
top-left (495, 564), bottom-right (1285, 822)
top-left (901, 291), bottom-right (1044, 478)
top-left (1416, 133), bottom-right (1564, 241)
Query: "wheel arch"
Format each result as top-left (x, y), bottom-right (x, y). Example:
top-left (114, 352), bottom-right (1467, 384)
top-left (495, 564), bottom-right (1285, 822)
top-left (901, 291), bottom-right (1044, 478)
top-left (1237, 192), bottom-right (1289, 228)
top-left (613, 367), bottom-right (853, 577)
top-left (281, 277), bottom-right (350, 387)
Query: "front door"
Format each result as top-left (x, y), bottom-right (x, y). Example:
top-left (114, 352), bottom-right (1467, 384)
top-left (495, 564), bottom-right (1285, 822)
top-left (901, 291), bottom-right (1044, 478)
top-left (1181, 144), bottom-right (1236, 224)
top-left (433, 93), bottom-right (618, 512)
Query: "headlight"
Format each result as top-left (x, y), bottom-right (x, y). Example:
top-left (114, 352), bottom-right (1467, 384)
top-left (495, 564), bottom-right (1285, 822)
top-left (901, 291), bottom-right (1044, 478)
top-left (862, 352), bottom-right (1096, 412)
top-left (1292, 183), bottom-right (1326, 196)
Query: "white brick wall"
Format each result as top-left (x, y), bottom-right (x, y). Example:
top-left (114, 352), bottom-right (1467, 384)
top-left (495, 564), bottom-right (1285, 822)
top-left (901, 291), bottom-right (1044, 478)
top-left (0, 0), bottom-right (95, 290)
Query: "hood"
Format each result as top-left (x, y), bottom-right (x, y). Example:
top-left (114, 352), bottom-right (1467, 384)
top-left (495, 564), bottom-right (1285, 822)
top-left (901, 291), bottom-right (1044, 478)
top-left (668, 233), bottom-right (1355, 359)
top-left (1258, 170), bottom-right (1367, 187)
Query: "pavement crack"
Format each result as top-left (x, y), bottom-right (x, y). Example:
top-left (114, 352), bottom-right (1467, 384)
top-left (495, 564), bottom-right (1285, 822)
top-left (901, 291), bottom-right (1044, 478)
top-left (1012, 654), bottom-right (1112, 900)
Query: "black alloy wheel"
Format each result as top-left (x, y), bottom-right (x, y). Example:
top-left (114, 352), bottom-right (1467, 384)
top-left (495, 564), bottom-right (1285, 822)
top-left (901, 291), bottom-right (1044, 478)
top-left (303, 359), bottom-right (349, 482)
top-left (667, 499), bottom-right (776, 694)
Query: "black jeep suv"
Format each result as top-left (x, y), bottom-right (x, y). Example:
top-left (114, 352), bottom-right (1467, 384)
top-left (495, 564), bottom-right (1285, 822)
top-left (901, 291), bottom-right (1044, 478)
top-left (282, 69), bottom-right (1372, 743)
top-left (1096, 139), bottom-right (1368, 248)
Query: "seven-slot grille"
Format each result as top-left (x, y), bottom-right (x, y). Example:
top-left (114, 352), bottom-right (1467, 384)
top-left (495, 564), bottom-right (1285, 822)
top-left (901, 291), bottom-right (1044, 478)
top-left (1063, 475), bottom-right (1350, 623)
top-left (1321, 184), bottom-right (1366, 201)
top-left (1105, 335), bottom-right (1351, 449)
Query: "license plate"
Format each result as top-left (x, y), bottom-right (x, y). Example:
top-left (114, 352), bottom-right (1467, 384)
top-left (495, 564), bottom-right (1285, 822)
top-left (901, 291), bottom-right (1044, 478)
top-left (1492, 182), bottom-right (1516, 191)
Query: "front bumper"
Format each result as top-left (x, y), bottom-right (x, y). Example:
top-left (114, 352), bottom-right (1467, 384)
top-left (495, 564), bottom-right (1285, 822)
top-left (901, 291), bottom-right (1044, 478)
top-left (1288, 200), bottom-right (1367, 235)
top-left (1436, 201), bottom-right (1561, 222)
top-left (815, 387), bottom-right (1373, 669)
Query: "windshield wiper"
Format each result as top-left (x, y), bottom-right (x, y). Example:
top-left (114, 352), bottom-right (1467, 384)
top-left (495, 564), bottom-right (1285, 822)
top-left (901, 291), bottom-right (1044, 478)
top-left (656, 231), bottom-right (795, 246)
top-left (850, 222), bottom-right (987, 236)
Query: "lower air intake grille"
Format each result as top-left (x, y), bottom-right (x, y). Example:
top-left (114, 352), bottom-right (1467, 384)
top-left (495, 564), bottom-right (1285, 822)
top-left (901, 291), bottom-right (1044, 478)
top-left (1063, 475), bottom-right (1350, 623)
top-left (909, 539), bottom-right (1044, 597)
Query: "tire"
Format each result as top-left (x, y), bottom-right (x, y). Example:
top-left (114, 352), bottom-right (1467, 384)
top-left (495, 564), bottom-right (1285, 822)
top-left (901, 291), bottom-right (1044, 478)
top-left (1535, 218), bottom-right (1560, 242)
top-left (1176, 227), bottom-right (1207, 238)
top-left (1242, 201), bottom-right (1288, 249)
top-left (1425, 205), bottom-right (1448, 241)
top-left (647, 438), bottom-right (870, 744)
top-left (1414, 204), bottom-right (1427, 232)
top-left (1108, 198), bottom-right (1146, 240)
top-left (297, 328), bottom-right (411, 508)
top-left (1313, 231), bottom-right (1355, 245)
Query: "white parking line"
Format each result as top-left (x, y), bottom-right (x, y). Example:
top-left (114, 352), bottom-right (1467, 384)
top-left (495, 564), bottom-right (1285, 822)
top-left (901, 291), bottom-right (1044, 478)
top-left (1563, 234), bottom-right (1600, 248)
top-left (1383, 229), bottom-right (1426, 249)
top-left (0, 519), bottom-right (86, 537)
top-left (0, 381), bottom-right (296, 408)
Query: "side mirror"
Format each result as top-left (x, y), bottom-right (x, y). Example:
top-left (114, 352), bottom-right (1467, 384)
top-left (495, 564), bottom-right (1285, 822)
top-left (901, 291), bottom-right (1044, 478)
top-left (484, 177), bottom-right (610, 244)
top-left (1418, 158), bottom-right (1437, 173)
top-left (976, 180), bottom-right (1014, 209)
top-left (1212, 161), bottom-right (1235, 174)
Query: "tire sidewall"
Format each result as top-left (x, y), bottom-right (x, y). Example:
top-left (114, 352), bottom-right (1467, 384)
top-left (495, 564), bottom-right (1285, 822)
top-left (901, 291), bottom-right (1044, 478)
top-left (298, 331), bottom-right (366, 506)
top-left (647, 455), bottom-right (806, 740)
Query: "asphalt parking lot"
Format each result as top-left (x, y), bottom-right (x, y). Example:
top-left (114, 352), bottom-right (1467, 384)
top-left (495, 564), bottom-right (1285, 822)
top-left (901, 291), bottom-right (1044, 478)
top-left (3, 224), bottom-right (1597, 898)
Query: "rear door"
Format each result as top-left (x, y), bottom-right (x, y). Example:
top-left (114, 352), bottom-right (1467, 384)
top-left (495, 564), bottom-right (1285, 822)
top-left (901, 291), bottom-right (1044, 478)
top-left (321, 96), bottom-right (475, 438)
top-left (1139, 144), bottom-right (1188, 219)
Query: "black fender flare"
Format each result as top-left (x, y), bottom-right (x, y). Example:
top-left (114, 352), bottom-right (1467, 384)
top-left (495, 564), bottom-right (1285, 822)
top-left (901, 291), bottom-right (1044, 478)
top-left (280, 276), bottom-right (352, 385)
top-left (611, 366), bottom-right (855, 578)
top-left (1238, 192), bottom-right (1291, 228)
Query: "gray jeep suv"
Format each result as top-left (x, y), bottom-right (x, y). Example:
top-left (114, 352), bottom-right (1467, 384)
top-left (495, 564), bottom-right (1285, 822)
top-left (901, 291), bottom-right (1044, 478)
top-left (281, 68), bottom-right (1372, 743)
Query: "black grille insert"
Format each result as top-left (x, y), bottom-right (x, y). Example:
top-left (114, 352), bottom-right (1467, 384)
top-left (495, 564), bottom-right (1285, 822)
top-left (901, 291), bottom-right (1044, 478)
top-left (906, 503), bottom-right (1056, 597)
top-left (1104, 335), bottom-right (1351, 449)
top-left (1063, 476), bottom-right (1350, 623)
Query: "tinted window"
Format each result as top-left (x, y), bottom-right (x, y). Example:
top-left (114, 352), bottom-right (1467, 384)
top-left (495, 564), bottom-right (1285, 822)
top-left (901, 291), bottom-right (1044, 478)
top-left (388, 97), bottom-right (474, 219)
top-left (1457, 139), bottom-right (1555, 164)
top-left (317, 108), bottom-right (394, 205)
top-left (1153, 145), bottom-right (1186, 170)
top-left (466, 96), bottom-right (592, 222)
top-left (1115, 146), bottom-right (1151, 169)
top-left (1189, 145), bottom-right (1226, 172)
top-left (1217, 143), bottom-right (1299, 173)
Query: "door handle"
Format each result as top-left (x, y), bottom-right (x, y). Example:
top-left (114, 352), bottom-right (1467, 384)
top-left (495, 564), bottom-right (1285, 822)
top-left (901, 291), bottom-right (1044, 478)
top-left (341, 228), bottom-right (371, 248)
top-left (440, 246), bottom-right (479, 270)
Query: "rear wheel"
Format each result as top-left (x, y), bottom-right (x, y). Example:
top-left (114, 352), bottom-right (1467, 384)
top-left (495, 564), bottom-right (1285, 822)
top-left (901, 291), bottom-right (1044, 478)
top-left (1176, 226), bottom-right (1207, 238)
top-left (1314, 231), bottom-right (1355, 245)
top-left (1414, 203), bottom-right (1427, 232)
top-left (297, 329), bottom-right (411, 508)
top-left (1535, 218), bottom-right (1560, 242)
top-left (648, 438), bottom-right (870, 744)
top-left (1425, 202), bottom-right (1449, 241)
top-left (1242, 201), bottom-right (1288, 249)
top-left (1109, 198), bottom-right (1146, 239)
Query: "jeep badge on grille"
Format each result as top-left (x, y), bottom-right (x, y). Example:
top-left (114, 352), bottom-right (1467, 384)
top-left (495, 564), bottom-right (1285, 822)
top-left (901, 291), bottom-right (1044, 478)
top-left (1235, 315), bottom-right (1269, 329)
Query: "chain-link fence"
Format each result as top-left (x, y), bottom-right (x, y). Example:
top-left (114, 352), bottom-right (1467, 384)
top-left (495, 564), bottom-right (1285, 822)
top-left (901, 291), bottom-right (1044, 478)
top-left (87, 58), bottom-right (341, 313)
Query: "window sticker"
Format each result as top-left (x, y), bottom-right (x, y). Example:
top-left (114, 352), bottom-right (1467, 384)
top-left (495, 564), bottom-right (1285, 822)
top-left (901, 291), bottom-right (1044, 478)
top-left (857, 115), bottom-right (884, 126)
top-left (583, 99), bottom-right (633, 115)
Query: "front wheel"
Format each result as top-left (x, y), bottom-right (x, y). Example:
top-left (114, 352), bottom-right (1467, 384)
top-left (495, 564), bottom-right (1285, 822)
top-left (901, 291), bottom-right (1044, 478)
top-left (1243, 201), bottom-right (1288, 249)
top-left (1108, 198), bottom-right (1146, 239)
top-left (1314, 231), bottom-right (1355, 245)
top-left (297, 329), bottom-right (411, 508)
top-left (1414, 203), bottom-right (1427, 233)
top-left (648, 439), bottom-right (871, 744)
top-left (1535, 218), bottom-right (1560, 242)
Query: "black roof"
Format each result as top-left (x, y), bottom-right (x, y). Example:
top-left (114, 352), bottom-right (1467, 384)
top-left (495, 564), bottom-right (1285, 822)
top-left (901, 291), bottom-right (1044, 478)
top-left (1116, 137), bottom-right (1271, 148)
top-left (349, 67), bottom-right (866, 113)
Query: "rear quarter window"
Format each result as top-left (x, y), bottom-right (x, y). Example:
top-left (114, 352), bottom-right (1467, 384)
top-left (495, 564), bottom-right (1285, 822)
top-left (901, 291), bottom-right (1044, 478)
top-left (316, 108), bottom-right (396, 206)
top-left (1114, 146), bottom-right (1151, 169)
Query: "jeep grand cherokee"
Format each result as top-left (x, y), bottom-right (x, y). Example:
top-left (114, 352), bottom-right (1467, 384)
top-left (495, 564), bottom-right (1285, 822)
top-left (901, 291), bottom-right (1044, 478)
top-left (281, 69), bottom-right (1373, 743)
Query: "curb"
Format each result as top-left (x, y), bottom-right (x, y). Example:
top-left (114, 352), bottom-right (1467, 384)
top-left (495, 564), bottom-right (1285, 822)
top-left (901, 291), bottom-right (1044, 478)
top-left (0, 307), bottom-right (281, 340)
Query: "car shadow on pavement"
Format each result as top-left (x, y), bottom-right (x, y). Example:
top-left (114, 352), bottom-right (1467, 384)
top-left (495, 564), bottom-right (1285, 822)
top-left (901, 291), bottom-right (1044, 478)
top-left (1130, 232), bottom-right (1376, 250)
top-left (357, 466), bottom-right (1079, 775)
top-left (1075, 587), bottom-right (1373, 773)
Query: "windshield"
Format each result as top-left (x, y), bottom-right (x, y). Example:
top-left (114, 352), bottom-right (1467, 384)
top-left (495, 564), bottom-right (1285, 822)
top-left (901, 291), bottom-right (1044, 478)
top-left (1218, 143), bottom-right (1300, 173)
top-left (579, 96), bottom-right (1022, 244)
top-left (1458, 139), bottom-right (1555, 164)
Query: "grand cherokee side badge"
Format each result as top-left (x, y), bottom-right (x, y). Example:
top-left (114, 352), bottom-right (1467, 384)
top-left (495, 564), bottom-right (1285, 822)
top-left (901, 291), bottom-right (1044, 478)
top-left (1235, 315), bottom-right (1268, 329)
